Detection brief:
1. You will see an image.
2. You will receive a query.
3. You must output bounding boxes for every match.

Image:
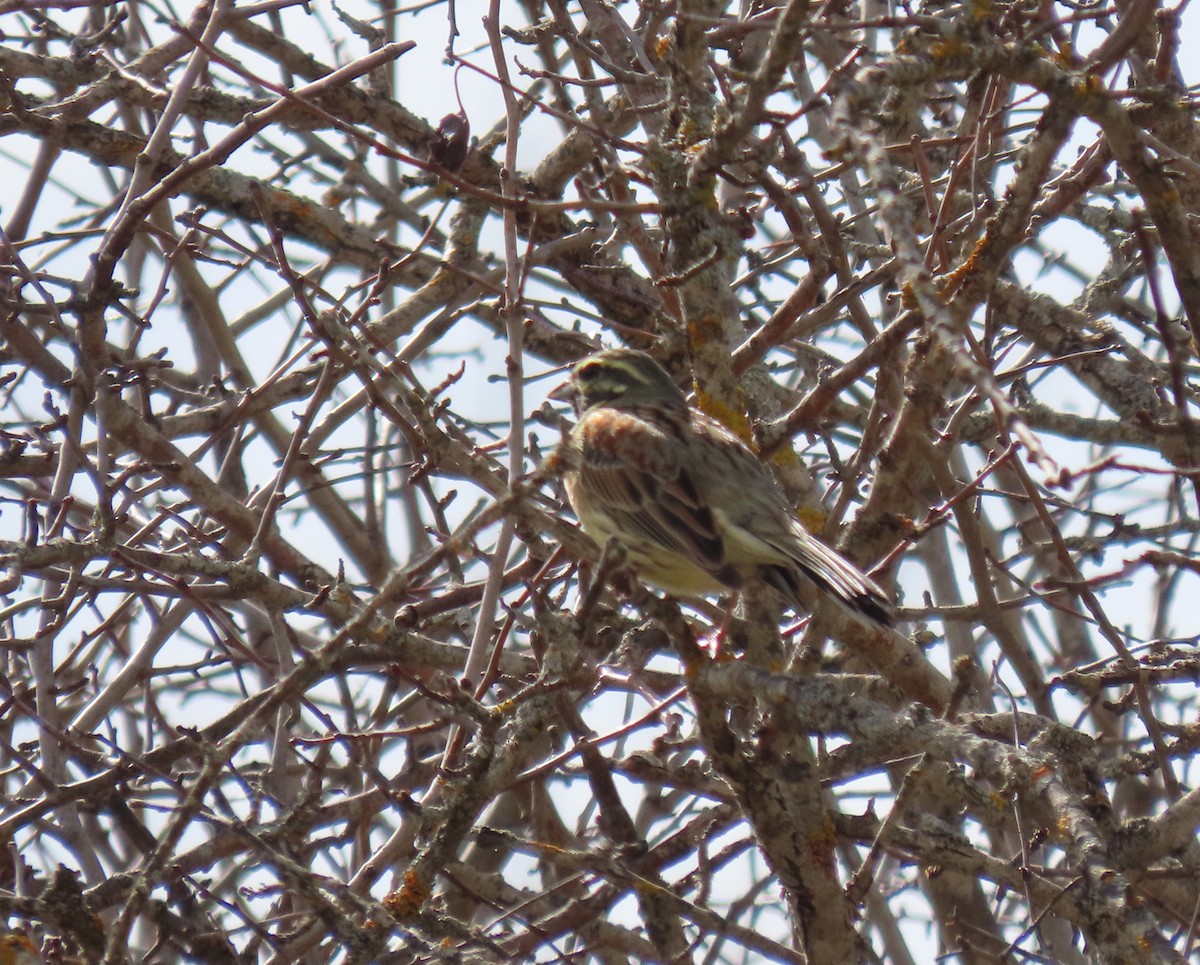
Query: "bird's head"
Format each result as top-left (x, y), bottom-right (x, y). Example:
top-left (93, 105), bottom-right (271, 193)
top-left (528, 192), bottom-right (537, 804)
top-left (551, 349), bottom-right (688, 414)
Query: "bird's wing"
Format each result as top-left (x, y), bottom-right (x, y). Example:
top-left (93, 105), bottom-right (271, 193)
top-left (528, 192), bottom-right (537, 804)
top-left (575, 408), bottom-right (729, 574)
top-left (770, 521), bottom-right (893, 625)
top-left (692, 412), bottom-right (895, 625)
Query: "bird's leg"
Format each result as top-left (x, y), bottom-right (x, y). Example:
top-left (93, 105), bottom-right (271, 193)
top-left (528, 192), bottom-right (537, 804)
top-left (704, 593), bottom-right (742, 659)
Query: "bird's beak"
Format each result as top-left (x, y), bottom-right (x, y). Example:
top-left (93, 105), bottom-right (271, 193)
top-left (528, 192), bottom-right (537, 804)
top-left (547, 379), bottom-right (576, 404)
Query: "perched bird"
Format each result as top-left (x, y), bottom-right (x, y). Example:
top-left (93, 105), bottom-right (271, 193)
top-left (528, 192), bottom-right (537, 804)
top-left (551, 348), bottom-right (893, 627)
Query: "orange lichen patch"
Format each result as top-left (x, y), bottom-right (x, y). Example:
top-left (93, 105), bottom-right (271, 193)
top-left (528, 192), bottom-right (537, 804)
top-left (943, 234), bottom-right (989, 291)
top-left (697, 183), bottom-right (720, 210)
top-left (383, 870), bottom-right (431, 920)
top-left (794, 506), bottom-right (827, 535)
top-left (681, 650), bottom-right (708, 677)
top-left (679, 118), bottom-right (705, 148)
top-left (1052, 40), bottom-right (1076, 67)
top-left (654, 35), bottom-right (670, 60)
top-left (767, 443), bottom-right (803, 477)
top-left (930, 37), bottom-right (972, 63)
top-left (119, 138), bottom-right (149, 165)
top-left (686, 314), bottom-right (726, 347)
top-left (272, 188), bottom-right (317, 217)
top-left (808, 815), bottom-right (837, 863)
top-left (695, 386), bottom-right (753, 441)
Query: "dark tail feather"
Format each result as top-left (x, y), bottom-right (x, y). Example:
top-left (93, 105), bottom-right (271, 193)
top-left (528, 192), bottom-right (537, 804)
top-left (771, 531), bottom-right (894, 628)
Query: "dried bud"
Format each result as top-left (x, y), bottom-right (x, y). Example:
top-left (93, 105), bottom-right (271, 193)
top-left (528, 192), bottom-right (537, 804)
top-left (428, 111), bottom-right (470, 172)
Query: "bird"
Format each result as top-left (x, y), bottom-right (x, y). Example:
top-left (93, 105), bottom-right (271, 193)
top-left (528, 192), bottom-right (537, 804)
top-left (551, 348), bottom-right (893, 627)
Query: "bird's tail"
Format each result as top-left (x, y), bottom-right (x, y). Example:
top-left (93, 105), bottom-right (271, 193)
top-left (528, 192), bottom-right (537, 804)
top-left (771, 530), bottom-right (894, 627)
